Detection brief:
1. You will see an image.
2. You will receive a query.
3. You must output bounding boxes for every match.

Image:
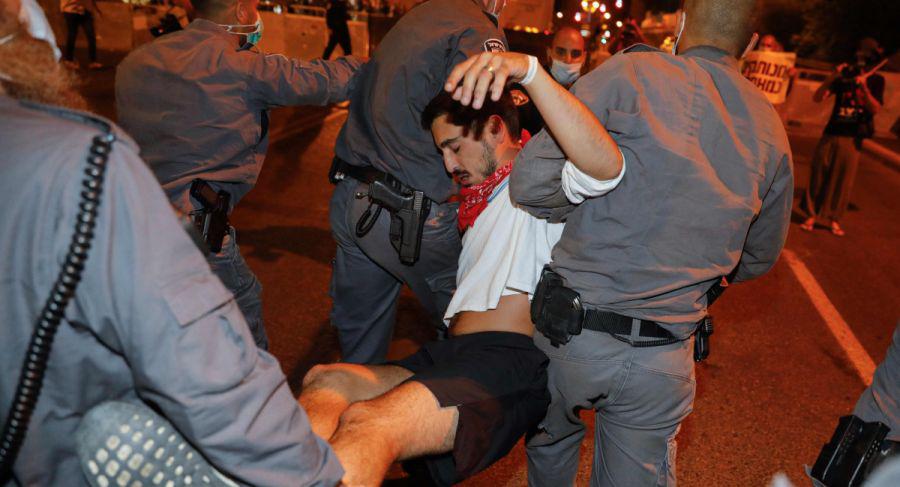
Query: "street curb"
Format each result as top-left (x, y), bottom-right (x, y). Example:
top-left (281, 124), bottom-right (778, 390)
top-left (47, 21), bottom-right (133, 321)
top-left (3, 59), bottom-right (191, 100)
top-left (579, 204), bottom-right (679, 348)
top-left (862, 139), bottom-right (900, 172)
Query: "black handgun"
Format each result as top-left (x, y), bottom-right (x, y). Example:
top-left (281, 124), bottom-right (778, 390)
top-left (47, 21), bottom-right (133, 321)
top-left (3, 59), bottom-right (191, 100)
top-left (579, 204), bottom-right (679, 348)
top-left (811, 415), bottom-right (891, 486)
top-left (368, 178), bottom-right (431, 266)
top-left (189, 179), bottom-right (230, 254)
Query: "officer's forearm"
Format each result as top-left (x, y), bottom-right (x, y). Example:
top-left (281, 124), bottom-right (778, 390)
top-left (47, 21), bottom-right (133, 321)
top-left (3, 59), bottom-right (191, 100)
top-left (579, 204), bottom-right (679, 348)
top-left (523, 69), bottom-right (622, 181)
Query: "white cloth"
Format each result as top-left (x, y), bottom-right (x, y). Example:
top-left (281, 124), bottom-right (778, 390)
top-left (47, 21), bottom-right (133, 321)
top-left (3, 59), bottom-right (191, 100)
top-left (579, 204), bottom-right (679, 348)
top-left (21, 0), bottom-right (61, 60)
top-left (444, 177), bottom-right (565, 325)
top-left (560, 150), bottom-right (626, 204)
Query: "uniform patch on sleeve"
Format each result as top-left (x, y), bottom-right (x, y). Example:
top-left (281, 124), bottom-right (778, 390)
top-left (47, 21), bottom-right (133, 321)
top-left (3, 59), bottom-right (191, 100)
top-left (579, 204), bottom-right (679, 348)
top-left (483, 38), bottom-right (506, 52)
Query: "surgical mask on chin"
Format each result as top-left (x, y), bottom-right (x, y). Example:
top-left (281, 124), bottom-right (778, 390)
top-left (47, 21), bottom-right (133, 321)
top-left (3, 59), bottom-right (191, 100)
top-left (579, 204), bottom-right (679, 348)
top-left (550, 59), bottom-right (583, 86)
top-left (221, 16), bottom-right (263, 48)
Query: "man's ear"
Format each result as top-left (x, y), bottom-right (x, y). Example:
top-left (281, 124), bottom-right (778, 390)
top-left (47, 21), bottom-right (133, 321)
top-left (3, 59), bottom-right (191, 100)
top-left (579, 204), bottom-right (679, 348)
top-left (236, 0), bottom-right (253, 25)
top-left (487, 115), bottom-right (504, 141)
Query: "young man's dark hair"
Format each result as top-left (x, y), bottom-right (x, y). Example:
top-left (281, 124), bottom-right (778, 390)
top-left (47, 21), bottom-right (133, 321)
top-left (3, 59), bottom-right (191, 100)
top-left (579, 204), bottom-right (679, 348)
top-left (422, 89), bottom-right (520, 140)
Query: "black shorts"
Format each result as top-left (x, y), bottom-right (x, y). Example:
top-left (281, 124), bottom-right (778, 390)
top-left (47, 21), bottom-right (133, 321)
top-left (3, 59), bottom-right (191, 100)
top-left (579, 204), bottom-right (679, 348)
top-left (391, 331), bottom-right (550, 485)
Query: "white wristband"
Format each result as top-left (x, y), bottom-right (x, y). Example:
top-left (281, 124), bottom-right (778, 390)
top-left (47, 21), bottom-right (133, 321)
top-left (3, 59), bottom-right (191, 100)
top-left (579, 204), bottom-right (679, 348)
top-left (520, 55), bottom-right (538, 86)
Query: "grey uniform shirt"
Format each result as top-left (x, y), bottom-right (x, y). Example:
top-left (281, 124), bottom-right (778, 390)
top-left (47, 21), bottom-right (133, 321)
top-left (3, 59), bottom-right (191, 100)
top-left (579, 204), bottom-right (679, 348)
top-left (0, 97), bottom-right (343, 486)
top-left (510, 45), bottom-right (794, 333)
top-left (116, 19), bottom-right (362, 214)
top-left (334, 0), bottom-right (506, 203)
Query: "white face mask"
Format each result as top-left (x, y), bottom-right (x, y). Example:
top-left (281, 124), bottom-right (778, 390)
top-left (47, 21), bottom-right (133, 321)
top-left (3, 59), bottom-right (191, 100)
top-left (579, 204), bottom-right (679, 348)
top-left (550, 58), bottom-right (583, 86)
top-left (19, 0), bottom-right (61, 60)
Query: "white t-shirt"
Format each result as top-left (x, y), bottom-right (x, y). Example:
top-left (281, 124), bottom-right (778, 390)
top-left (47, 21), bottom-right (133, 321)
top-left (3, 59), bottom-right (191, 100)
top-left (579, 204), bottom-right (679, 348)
top-left (443, 155), bottom-right (625, 327)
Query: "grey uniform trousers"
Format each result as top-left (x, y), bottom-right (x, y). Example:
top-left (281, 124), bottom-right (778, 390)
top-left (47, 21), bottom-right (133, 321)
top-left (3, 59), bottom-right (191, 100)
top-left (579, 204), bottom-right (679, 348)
top-left (207, 225), bottom-right (268, 350)
top-left (853, 321), bottom-right (900, 441)
top-left (527, 324), bottom-right (696, 487)
top-left (329, 178), bottom-right (460, 364)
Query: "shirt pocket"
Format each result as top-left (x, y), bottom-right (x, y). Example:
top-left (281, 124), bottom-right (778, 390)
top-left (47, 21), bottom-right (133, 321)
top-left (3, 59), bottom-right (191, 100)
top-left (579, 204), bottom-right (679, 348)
top-left (604, 109), bottom-right (644, 139)
top-left (160, 272), bottom-right (234, 327)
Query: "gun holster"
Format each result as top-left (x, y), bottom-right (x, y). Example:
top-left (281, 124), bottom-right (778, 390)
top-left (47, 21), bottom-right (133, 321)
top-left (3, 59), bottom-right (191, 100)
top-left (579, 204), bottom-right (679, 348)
top-left (811, 415), bottom-right (897, 486)
top-left (693, 315), bottom-right (714, 362)
top-left (189, 179), bottom-right (230, 254)
top-left (364, 178), bottom-right (431, 266)
top-left (332, 158), bottom-right (432, 266)
top-left (531, 266), bottom-right (584, 347)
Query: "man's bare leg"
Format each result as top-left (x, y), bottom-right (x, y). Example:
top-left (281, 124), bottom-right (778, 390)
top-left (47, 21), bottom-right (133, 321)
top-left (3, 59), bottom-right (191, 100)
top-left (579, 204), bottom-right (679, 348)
top-left (299, 363), bottom-right (412, 440)
top-left (330, 381), bottom-right (459, 486)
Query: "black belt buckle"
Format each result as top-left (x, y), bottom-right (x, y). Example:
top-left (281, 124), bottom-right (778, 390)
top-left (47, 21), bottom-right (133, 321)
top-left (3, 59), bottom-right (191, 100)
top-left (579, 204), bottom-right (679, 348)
top-left (693, 315), bottom-right (714, 362)
top-left (532, 266), bottom-right (584, 347)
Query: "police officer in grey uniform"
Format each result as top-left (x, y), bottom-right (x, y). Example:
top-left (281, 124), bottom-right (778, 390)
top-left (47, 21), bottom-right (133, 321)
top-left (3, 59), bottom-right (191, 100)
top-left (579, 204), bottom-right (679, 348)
top-left (116, 0), bottom-right (363, 350)
top-left (329, 0), bottom-right (508, 364)
top-left (0, 10), bottom-right (343, 484)
top-left (445, 0), bottom-right (793, 484)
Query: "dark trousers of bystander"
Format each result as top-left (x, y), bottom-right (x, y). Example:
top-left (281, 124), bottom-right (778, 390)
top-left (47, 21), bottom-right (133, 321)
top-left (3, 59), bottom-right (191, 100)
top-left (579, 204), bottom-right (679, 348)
top-left (63, 12), bottom-right (97, 63)
top-left (802, 134), bottom-right (861, 223)
top-left (323, 28), bottom-right (351, 60)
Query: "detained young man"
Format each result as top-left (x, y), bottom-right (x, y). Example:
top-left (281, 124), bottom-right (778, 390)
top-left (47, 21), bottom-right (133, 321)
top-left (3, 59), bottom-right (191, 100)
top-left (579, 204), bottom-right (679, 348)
top-left (298, 89), bottom-right (625, 486)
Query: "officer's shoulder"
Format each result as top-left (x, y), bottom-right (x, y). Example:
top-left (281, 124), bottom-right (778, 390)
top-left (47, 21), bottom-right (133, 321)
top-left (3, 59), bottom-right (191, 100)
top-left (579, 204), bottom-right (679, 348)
top-left (16, 100), bottom-right (140, 155)
top-left (621, 43), bottom-right (662, 54)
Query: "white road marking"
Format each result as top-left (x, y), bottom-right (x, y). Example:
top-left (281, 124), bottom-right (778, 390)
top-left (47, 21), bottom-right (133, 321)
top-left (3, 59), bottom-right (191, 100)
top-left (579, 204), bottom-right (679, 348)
top-left (782, 249), bottom-right (876, 384)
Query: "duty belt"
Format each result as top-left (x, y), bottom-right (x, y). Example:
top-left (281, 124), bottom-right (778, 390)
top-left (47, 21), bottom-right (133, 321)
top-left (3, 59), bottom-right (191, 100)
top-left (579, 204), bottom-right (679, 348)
top-left (531, 265), bottom-right (714, 361)
top-left (582, 310), bottom-right (676, 340)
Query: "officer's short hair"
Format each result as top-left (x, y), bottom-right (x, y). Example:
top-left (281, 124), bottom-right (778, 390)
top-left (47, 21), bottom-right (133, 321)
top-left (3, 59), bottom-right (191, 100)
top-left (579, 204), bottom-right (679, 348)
top-left (421, 90), bottom-right (520, 141)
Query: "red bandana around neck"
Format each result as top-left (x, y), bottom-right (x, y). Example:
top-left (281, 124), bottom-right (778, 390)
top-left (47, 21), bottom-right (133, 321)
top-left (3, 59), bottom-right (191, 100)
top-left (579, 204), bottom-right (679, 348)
top-left (457, 162), bottom-right (514, 232)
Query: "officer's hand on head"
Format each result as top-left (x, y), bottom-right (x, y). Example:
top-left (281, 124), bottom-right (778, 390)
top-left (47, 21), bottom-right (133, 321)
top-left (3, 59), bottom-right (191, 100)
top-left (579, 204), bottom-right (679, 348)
top-left (445, 52), bottom-right (532, 109)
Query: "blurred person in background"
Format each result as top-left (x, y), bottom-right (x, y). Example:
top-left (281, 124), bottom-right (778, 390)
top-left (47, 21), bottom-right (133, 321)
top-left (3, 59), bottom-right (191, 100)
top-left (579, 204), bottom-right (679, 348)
top-left (800, 37), bottom-right (884, 237)
top-left (60, 0), bottom-right (101, 69)
top-left (514, 26), bottom-right (586, 137)
top-left (608, 18), bottom-right (647, 55)
top-left (323, 0), bottom-right (351, 59)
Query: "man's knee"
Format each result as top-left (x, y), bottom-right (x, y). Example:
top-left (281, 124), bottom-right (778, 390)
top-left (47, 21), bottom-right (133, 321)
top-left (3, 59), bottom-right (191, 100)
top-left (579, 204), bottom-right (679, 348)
top-left (302, 363), bottom-right (349, 391)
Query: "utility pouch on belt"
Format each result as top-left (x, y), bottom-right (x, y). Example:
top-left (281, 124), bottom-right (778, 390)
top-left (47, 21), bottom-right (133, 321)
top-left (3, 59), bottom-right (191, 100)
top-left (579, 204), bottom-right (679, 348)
top-left (531, 265), bottom-right (583, 347)
top-left (189, 179), bottom-right (230, 254)
top-left (331, 157), bottom-right (431, 266)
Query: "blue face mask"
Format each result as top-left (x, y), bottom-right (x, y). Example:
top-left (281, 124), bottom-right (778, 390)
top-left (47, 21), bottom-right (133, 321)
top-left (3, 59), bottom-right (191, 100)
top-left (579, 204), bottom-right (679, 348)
top-left (549, 59), bottom-right (583, 86)
top-left (245, 17), bottom-right (263, 46)
top-left (221, 15), bottom-right (263, 48)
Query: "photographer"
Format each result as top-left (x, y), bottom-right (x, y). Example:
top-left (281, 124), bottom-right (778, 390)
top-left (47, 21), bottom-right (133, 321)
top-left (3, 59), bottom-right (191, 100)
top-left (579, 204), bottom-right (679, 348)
top-left (800, 37), bottom-right (885, 237)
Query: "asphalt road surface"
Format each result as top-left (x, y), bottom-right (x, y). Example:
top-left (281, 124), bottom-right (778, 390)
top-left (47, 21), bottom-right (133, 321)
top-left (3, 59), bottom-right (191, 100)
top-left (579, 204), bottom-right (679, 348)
top-left (77, 66), bottom-right (899, 485)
